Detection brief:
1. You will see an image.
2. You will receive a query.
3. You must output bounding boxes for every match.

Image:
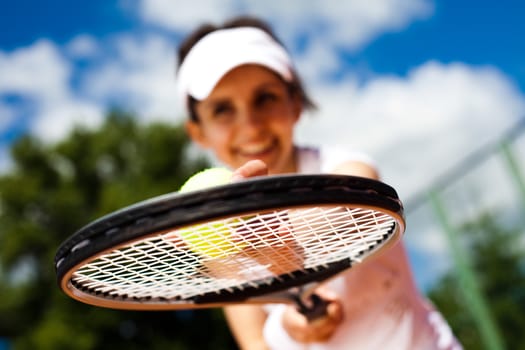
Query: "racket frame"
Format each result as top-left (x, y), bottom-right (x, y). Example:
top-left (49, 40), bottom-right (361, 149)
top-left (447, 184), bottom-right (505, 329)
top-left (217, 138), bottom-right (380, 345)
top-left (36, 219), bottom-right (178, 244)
top-left (55, 174), bottom-right (405, 311)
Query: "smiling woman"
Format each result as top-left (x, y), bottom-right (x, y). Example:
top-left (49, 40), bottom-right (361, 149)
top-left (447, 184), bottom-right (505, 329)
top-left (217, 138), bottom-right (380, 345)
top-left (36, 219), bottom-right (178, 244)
top-left (175, 15), bottom-right (462, 350)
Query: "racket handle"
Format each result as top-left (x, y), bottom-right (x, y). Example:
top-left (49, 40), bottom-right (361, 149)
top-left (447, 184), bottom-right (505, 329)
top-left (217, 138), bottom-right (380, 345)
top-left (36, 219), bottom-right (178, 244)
top-left (295, 293), bottom-right (330, 321)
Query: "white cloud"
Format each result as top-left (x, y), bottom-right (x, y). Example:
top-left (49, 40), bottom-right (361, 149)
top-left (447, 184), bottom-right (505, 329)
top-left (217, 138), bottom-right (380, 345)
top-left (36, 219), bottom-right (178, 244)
top-left (65, 34), bottom-right (100, 59)
top-left (134, 0), bottom-right (432, 51)
top-left (137, 0), bottom-right (234, 29)
top-left (407, 225), bottom-right (449, 259)
top-left (0, 40), bottom-right (70, 101)
top-left (81, 34), bottom-right (180, 123)
top-left (257, 0), bottom-right (433, 52)
top-left (296, 61), bottom-right (525, 202)
top-left (32, 102), bottom-right (104, 142)
top-left (0, 39), bottom-right (105, 145)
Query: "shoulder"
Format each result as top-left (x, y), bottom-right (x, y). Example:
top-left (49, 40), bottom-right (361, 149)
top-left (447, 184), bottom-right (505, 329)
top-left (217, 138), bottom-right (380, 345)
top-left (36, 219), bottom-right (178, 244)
top-left (318, 145), bottom-right (378, 179)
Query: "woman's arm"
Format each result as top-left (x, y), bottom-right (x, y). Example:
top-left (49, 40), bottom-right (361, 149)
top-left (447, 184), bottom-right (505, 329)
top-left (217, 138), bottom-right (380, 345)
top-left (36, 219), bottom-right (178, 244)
top-left (224, 305), bottom-right (269, 350)
top-left (331, 160), bottom-right (380, 179)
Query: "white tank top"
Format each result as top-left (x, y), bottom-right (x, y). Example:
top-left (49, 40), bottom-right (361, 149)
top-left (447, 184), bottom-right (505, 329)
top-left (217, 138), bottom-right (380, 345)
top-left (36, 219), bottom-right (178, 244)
top-left (262, 146), bottom-right (462, 350)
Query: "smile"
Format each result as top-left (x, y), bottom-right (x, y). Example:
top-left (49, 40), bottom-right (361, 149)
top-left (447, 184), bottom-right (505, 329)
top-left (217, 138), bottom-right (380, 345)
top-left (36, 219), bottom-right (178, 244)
top-left (238, 140), bottom-right (276, 157)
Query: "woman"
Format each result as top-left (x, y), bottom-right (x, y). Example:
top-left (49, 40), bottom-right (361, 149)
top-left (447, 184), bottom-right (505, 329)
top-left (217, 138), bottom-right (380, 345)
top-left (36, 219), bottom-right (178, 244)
top-left (176, 15), bottom-right (461, 350)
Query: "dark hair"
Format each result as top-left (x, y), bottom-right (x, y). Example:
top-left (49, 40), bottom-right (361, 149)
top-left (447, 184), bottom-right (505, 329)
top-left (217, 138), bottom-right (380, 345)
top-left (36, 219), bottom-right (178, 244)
top-left (177, 15), bottom-right (316, 122)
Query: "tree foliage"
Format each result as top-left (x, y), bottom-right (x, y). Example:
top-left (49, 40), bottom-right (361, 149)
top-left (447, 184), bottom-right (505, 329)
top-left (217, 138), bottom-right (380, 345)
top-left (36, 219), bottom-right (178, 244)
top-left (0, 111), bottom-right (237, 349)
top-left (428, 212), bottom-right (525, 349)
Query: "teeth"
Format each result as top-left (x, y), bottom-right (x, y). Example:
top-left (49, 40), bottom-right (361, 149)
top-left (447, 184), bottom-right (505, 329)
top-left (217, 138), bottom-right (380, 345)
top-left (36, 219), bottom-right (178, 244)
top-left (240, 142), bottom-right (273, 155)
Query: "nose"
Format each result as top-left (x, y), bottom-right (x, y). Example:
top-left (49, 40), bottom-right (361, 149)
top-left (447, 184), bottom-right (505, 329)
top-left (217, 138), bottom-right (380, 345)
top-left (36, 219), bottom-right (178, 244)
top-left (239, 107), bottom-right (265, 136)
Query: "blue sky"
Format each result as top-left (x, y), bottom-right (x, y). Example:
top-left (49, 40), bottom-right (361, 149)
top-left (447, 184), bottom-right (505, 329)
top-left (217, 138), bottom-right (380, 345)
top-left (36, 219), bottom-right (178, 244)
top-left (1, 0), bottom-right (524, 289)
top-left (2, 0), bottom-right (524, 86)
top-left (343, 1), bottom-right (524, 89)
top-left (0, 0), bottom-right (135, 49)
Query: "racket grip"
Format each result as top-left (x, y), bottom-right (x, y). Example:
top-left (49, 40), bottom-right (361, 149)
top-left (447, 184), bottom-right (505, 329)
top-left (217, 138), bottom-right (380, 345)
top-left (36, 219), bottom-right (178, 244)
top-left (295, 293), bottom-right (330, 321)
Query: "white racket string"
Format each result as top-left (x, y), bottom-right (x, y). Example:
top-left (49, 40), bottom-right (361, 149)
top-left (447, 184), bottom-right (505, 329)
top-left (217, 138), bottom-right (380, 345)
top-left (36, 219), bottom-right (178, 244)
top-left (70, 206), bottom-right (396, 301)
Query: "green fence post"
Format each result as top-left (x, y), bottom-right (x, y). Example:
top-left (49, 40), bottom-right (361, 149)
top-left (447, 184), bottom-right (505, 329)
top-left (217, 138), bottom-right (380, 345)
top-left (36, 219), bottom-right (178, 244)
top-left (500, 140), bottom-right (525, 211)
top-left (427, 190), bottom-right (504, 350)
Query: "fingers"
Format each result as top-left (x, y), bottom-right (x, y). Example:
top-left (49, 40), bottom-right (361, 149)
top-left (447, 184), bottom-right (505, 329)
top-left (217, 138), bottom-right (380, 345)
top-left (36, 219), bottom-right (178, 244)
top-left (281, 291), bottom-right (344, 343)
top-left (232, 160), bottom-right (268, 181)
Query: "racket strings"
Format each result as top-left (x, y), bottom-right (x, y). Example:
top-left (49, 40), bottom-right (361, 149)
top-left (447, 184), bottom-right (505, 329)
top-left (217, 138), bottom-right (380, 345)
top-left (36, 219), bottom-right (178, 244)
top-left (71, 206), bottom-right (396, 301)
top-left (289, 207), bottom-right (393, 265)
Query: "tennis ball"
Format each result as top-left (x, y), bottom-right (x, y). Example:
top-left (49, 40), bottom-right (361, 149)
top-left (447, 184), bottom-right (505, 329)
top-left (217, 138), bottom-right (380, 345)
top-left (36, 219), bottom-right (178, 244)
top-left (179, 167), bottom-right (233, 193)
top-left (179, 167), bottom-right (246, 258)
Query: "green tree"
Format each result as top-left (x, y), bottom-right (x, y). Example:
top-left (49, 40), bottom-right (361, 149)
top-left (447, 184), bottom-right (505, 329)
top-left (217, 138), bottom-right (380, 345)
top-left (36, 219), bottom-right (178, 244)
top-left (0, 111), bottom-right (237, 349)
top-left (428, 212), bottom-right (525, 349)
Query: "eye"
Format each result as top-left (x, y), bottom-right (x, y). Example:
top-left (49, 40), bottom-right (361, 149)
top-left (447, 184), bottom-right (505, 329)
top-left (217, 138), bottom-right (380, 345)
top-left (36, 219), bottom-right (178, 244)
top-left (254, 91), bottom-right (278, 107)
top-left (212, 102), bottom-right (233, 117)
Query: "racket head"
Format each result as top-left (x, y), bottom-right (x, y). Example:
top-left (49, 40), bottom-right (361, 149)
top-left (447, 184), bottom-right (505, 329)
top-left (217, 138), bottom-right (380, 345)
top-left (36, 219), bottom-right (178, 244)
top-left (55, 174), bottom-right (405, 310)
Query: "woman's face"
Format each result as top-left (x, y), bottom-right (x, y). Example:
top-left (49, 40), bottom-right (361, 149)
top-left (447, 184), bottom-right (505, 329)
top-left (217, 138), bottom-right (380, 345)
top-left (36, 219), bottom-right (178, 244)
top-left (186, 64), bottom-right (302, 174)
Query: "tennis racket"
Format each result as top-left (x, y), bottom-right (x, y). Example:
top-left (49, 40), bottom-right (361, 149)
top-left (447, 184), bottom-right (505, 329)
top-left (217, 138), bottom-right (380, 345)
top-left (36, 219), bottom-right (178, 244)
top-left (55, 174), bottom-right (405, 320)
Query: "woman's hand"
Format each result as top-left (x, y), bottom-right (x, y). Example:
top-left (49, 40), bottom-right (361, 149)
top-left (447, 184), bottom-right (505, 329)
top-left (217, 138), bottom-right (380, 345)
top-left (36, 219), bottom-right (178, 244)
top-left (281, 287), bottom-right (344, 343)
top-left (232, 159), bottom-right (269, 180)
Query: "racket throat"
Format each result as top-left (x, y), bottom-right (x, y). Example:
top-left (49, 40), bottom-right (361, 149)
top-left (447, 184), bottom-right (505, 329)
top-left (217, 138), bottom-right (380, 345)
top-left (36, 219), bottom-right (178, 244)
top-left (293, 292), bottom-right (330, 321)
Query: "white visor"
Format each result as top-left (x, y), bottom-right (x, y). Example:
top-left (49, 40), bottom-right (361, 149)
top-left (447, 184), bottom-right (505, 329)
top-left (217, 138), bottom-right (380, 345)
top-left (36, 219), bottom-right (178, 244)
top-left (176, 27), bottom-right (294, 110)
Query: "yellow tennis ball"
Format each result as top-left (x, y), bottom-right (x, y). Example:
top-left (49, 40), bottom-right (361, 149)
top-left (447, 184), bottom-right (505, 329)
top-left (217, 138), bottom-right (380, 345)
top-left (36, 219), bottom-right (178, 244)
top-left (179, 167), bottom-right (233, 193)
top-left (178, 220), bottom-right (246, 258)
top-left (179, 168), bottom-right (246, 258)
